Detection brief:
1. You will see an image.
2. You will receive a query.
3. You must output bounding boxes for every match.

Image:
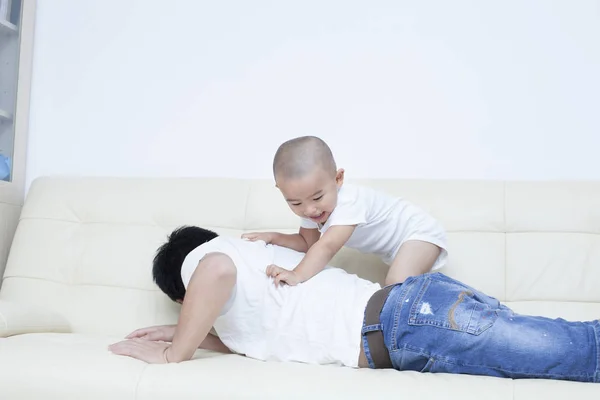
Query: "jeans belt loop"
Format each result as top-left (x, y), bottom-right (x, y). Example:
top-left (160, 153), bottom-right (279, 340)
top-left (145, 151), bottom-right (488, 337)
top-left (363, 285), bottom-right (395, 369)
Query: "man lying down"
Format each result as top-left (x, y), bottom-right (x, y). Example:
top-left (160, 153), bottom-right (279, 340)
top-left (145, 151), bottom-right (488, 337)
top-left (109, 226), bottom-right (600, 383)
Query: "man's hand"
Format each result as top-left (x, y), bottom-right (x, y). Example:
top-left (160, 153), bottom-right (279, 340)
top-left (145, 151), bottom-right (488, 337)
top-left (108, 339), bottom-right (171, 364)
top-left (125, 324), bottom-right (176, 342)
top-left (266, 264), bottom-right (301, 286)
top-left (241, 232), bottom-right (275, 243)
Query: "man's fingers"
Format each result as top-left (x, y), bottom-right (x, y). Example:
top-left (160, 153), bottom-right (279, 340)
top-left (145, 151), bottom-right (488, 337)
top-left (126, 326), bottom-right (160, 339)
top-left (108, 340), bottom-right (130, 353)
top-left (116, 344), bottom-right (139, 358)
top-left (111, 339), bottom-right (152, 355)
top-left (141, 332), bottom-right (156, 341)
top-left (125, 328), bottom-right (148, 339)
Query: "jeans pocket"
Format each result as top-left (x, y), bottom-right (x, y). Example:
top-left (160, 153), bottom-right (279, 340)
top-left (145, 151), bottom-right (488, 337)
top-left (407, 277), bottom-right (498, 335)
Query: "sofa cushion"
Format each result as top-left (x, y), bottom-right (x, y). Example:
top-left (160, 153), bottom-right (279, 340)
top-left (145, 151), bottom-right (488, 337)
top-left (0, 299), bottom-right (70, 337)
top-left (0, 333), bottom-right (518, 400)
top-left (3, 332), bottom-right (599, 399)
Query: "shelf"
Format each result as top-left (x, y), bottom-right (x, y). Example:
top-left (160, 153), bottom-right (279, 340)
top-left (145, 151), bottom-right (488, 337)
top-left (0, 19), bottom-right (17, 35)
top-left (0, 109), bottom-right (13, 123)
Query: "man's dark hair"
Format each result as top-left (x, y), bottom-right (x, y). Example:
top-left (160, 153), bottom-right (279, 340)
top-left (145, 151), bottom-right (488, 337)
top-left (152, 225), bottom-right (218, 302)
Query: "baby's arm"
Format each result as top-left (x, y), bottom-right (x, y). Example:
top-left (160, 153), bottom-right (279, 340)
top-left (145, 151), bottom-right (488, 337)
top-left (266, 225), bottom-right (354, 285)
top-left (292, 225), bottom-right (355, 282)
top-left (242, 227), bottom-right (320, 253)
top-left (271, 227), bottom-right (320, 252)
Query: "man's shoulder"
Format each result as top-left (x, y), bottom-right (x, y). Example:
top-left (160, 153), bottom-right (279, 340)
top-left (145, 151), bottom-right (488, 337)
top-left (183, 236), bottom-right (272, 281)
top-left (199, 236), bottom-right (270, 257)
top-left (184, 236), bottom-right (239, 268)
top-left (192, 235), bottom-right (229, 254)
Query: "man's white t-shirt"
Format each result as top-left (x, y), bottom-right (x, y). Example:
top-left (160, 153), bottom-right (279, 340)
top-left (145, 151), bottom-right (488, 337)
top-left (300, 183), bottom-right (448, 268)
top-left (180, 236), bottom-right (380, 367)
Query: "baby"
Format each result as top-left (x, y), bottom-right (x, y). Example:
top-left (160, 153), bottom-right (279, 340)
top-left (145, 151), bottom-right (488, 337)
top-left (242, 136), bottom-right (448, 286)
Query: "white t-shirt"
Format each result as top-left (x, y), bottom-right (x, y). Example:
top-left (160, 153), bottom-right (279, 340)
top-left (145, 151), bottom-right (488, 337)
top-left (180, 236), bottom-right (380, 368)
top-left (300, 183), bottom-right (448, 268)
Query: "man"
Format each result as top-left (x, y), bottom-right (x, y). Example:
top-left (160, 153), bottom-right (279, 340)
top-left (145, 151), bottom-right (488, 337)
top-left (109, 226), bottom-right (600, 383)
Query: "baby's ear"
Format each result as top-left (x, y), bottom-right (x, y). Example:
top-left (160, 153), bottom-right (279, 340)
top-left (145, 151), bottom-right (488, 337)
top-left (335, 168), bottom-right (345, 186)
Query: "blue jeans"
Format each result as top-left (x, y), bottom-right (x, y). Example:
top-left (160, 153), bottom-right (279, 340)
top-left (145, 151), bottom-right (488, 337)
top-left (362, 272), bottom-right (600, 382)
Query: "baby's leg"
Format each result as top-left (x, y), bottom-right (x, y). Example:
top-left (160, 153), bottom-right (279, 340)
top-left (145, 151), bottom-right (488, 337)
top-left (385, 240), bottom-right (441, 286)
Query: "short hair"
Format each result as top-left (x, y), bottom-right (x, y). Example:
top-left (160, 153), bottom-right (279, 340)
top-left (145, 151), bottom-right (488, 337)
top-left (152, 225), bottom-right (218, 302)
top-left (273, 136), bottom-right (337, 181)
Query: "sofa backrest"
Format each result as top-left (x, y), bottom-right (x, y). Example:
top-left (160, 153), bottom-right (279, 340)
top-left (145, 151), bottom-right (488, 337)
top-left (0, 188), bottom-right (21, 287)
top-left (1, 177), bottom-right (599, 335)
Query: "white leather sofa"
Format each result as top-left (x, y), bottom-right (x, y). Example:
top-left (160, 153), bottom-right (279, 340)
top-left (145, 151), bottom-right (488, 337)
top-left (1, 177), bottom-right (599, 399)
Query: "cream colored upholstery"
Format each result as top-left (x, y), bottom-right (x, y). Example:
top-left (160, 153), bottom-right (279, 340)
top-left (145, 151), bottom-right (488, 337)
top-left (0, 299), bottom-right (70, 337)
top-left (1, 177), bottom-right (599, 398)
top-left (0, 184), bottom-right (21, 285)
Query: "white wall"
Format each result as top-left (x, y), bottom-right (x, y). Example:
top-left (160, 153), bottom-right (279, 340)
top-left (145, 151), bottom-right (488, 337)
top-left (25, 0), bottom-right (600, 188)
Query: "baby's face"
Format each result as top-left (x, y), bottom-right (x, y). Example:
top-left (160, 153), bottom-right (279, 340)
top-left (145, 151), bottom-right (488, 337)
top-left (276, 167), bottom-right (344, 225)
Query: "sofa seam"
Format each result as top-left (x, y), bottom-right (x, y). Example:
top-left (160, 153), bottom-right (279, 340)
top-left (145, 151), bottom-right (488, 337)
top-left (134, 364), bottom-right (149, 400)
top-left (1, 275), bottom-right (160, 292)
top-left (511, 379), bottom-right (515, 400)
top-left (14, 217), bottom-right (600, 235)
top-left (0, 308), bottom-right (7, 329)
top-left (0, 201), bottom-right (21, 208)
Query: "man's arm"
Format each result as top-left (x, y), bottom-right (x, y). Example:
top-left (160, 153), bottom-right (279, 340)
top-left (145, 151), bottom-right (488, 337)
top-left (123, 325), bottom-right (232, 354)
top-left (166, 252), bottom-right (237, 362)
top-left (200, 332), bottom-right (233, 354)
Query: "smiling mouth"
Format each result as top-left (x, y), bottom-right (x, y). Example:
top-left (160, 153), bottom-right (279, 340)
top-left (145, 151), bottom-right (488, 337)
top-left (309, 212), bottom-right (325, 222)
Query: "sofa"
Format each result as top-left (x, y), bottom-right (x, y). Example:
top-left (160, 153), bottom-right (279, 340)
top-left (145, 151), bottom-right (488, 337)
top-left (1, 176), bottom-right (600, 399)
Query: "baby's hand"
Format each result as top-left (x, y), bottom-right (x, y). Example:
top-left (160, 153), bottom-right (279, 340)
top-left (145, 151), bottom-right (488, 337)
top-left (241, 232), bottom-right (275, 243)
top-left (266, 264), bottom-right (301, 286)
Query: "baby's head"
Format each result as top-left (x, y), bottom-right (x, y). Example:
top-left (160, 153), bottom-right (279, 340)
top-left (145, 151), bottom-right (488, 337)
top-left (273, 136), bottom-right (344, 225)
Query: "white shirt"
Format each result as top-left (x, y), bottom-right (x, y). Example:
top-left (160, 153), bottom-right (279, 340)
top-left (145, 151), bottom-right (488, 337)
top-left (300, 183), bottom-right (448, 267)
top-left (181, 236), bottom-right (381, 367)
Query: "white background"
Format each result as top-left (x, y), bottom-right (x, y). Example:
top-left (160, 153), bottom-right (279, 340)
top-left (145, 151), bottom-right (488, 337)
top-left (25, 0), bottom-right (600, 189)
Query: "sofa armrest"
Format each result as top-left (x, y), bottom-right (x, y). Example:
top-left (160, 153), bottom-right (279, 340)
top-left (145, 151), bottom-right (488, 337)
top-left (0, 299), bottom-right (70, 337)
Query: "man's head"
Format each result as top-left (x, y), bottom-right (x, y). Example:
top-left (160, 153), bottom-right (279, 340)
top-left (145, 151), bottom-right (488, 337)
top-left (153, 226), bottom-right (218, 302)
top-left (273, 136), bottom-right (344, 225)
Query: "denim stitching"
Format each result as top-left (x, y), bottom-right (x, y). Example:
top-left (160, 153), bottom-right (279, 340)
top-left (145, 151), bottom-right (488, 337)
top-left (407, 279), bottom-right (498, 335)
top-left (407, 278), bottom-right (431, 324)
top-left (390, 278), bottom-right (418, 352)
top-left (431, 357), bottom-right (596, 381)
top-left (592, 320), bottom-right (600, 382)
top-left (362, 334), bottom-right (375, 369)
